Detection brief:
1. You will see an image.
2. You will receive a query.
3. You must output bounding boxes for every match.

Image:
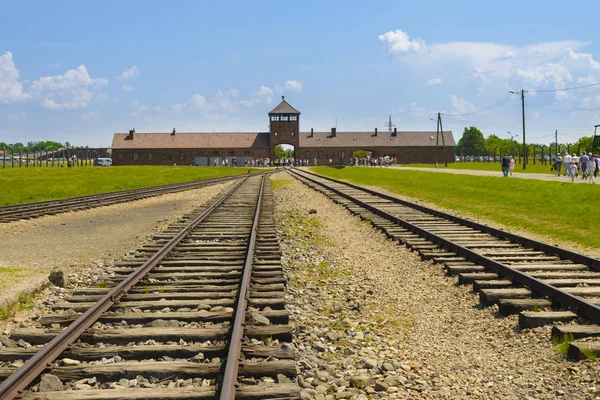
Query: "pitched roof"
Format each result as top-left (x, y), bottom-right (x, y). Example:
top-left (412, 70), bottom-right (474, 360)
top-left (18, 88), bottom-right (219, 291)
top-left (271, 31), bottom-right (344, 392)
top-left (111, 132), bottom-right (270, 150)
top-left (299, 131), bottom-right (455, 148)
top-left (268, 98), bottom-right (300, 115)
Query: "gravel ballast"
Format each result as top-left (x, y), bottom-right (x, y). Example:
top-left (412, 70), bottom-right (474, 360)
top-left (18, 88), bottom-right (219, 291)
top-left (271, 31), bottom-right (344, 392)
top-left (271, 172), bottom-right (599, 400)
top-left (0, 181), bottom-right (235, 313)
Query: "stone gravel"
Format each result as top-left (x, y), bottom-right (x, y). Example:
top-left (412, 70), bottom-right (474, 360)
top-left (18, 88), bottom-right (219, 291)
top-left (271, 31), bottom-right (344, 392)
top-left (271, 172), bottom-right (600, 400)
top-left (0, 181), bottom-right (234, 333)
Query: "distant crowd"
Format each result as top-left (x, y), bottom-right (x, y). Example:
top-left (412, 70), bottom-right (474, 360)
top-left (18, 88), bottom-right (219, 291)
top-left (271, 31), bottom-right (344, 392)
top-left (500, 153), bottom-right (599, 183)
top-left (551, 153), bottom-right (599, 183)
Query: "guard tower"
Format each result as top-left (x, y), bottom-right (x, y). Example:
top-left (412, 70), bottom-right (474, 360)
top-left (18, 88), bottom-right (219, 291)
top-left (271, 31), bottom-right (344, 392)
top-left (593, 124), bottom-right (600, 154)
top-left (268, 96), bottom-right (300, 159)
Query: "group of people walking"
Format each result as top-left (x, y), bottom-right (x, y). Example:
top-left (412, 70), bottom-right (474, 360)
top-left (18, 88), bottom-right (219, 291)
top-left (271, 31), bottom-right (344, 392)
top-left (501, 153), bottom-right (599, 183)
top-left (552, 153), bottom-right (599, 183)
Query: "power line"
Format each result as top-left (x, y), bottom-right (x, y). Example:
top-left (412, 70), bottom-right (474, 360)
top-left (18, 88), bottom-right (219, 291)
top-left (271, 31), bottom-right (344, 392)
top-left (526, 104), bottom-right (600, 112)
top-left (530, 81), bottom-right (600, 93)
top-left (441, 116), bottom-right (593, 131)
top-left (442, 97), bottom-right (512, 117)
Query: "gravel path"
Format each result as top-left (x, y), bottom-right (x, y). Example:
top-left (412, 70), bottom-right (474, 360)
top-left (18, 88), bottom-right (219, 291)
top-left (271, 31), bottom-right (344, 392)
top-left (0, 181), bottom-right (234, 311)
top-left (272, 172), bottom-right (599, 400)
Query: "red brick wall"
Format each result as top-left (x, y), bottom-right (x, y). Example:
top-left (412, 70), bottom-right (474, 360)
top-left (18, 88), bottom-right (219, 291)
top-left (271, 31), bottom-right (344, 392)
top-left (269, 119), bottom-right (300, 159)
top-left (112, 148), bottom-right (270, 166)
top-left (298, 146), bottom-right (456, 165)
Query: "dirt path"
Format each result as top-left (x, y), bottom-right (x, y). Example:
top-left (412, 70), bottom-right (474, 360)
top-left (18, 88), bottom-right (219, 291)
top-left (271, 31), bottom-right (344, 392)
top-left (395, 166), bottom-right (595, 184)
top-left (0, 181), bottom-right (234, 308)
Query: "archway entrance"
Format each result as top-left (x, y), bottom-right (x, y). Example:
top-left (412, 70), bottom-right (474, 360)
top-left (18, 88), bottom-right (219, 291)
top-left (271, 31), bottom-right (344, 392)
top-left (352, 149), bottom-right (373, 166)
top-left (274, 144), bottom-right (296, 166)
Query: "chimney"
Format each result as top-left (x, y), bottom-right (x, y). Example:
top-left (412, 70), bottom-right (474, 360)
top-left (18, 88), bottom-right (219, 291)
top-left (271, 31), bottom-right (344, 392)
top-left (392, 127), bottom-right (397, 136)
top-left (331, 127), bottom-right (336, 137)
top-left (310, 128), bottom-right (314, 137)
top-left (374, 128), bottom-right (378, 136)
top-left (171, 128), bottom-right (176, 136)
top-left (129, 128), bottom-right (135, 140)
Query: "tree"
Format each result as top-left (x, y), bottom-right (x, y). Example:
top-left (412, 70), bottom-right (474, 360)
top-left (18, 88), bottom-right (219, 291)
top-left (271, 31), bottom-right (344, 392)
top-left (456, 126), bottom-right (485, 155)
top-left (273, 145), bottom-right (287, 160)
top-left (573, 136), bottom-right (593, 154)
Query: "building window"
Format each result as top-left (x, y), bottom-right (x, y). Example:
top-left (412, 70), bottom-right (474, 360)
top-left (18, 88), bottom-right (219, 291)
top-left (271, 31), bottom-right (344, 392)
top-left (274, 132), bottom-right (278, 136)
top-left (148, 152), bottom-right (153, 161)
top-left (304, 151), bottom-right (310, 159)
top-left (340, 151), bottom-right (345, 158)
top-left (290, 115), bottom-right (298, 121)
top-left (318, 151), bottom-right (323, 159)
top-left (316, 136), bottom-right (320, 141)
top-left (180, 153), bottom-right (185, 161)
top-left (118, 152), bottom-right (124, 160)
top-left (133, 152), bottom-right (139, 161)
top-left (281, 115), bottom-right (289, 122)
top-left (353, 136), bottom-right (357, 141)
top-left (271, 115), bottom-right (279, 122)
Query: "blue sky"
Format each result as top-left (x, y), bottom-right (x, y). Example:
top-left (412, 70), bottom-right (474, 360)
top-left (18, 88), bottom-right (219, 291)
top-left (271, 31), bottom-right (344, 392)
top-left (1, 0), bottom-right (600, 147)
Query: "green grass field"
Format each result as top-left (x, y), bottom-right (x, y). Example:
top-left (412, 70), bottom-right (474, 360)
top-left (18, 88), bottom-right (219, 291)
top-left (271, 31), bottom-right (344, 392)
top-left (0, 166), bottom-right (261, 206)
top-left (311, 166), bottom-right (600, 250)
top-left (400, 162), bottom-right (556, 174)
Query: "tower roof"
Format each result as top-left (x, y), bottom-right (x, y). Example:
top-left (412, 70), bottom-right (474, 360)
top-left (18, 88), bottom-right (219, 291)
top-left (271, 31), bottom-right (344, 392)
top-left (268, 96), bottom-right (300, 115)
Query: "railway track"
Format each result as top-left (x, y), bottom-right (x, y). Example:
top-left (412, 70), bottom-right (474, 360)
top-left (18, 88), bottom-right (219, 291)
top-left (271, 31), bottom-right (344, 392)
top-left (0, 173), bottom-right (262, 224)
top-left (0, 175), bottom-right (299, 399)
top-left (289, 168), bottom-right (600, 361)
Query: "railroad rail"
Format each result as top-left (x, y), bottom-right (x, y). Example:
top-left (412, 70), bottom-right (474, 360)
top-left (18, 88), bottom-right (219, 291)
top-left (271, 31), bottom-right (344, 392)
top-left (289, 168), bottom-right (600, 360)
top-left (0, 175), bottom-right (299, 399)
top-left (0, 172), bottom-right (264, 224)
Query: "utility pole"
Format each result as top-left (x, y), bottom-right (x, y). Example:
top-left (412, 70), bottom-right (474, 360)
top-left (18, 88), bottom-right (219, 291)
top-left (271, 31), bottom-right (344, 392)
top-left (433, 112), bottom-right (447, 167)
top-left (385, 115), bottom-right (395, 133)
top-left (510, 89), bottom-right (528, 169)
top-left (555, 129), bottom-right (558, 159)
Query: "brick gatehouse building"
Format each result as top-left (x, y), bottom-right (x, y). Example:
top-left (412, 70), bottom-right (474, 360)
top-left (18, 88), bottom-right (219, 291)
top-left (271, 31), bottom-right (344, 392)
top-left (111, 98), bottom-right (455, 166)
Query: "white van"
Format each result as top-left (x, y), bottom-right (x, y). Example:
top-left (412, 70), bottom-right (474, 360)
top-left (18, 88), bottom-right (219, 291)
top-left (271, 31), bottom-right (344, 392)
top-left (97, 158), bottom-right (112, 167)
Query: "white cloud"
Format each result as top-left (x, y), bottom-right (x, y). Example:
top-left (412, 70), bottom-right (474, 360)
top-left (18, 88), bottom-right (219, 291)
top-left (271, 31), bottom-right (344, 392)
top-left (30, 65), bottom-right (107, 110)
top-left (152, 105), bottom-right (161, 112)
top-left (257, 86), bottom-right (274, 103)
top-left (379, 29), bottom-right (600, 100)
top-left (426, 78), bottom-right (443, 86)
top-left (80, 111), bottom-right (99, 121)
top-left (188, 94), bottom-right (207, 110)
top-left (96, 93), bottom-right (117, 102)
top-left (378, 29), bottom-right (426, 54)
top-left (284, 80), bottom-right (303, 92)
top-left (0, 51), bottom-right (31, 104)
top-left (118, 66), bottom-right (140, 81)
top-left (122, 84), bottom-right (134, 92)
top-left (173, 82), bottom-right (298, 114)
top-left (392, 101), bottom-right (434, 119)
top-left (131, 100), bottom-right (147, 112)
top-left (449, 95), bottom-right (476, 114)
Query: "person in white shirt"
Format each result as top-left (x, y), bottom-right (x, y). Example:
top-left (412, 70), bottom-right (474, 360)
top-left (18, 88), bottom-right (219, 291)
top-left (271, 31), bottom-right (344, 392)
top-left (563, 153), bottom-right (571, 176)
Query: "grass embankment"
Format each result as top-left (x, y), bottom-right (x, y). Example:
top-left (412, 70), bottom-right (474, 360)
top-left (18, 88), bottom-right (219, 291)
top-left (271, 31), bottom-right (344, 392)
top-left (400, 162), bottom-right (555, 174)
top-left (0, 166), bottom-right (261, 206)
top-left (311, 166), bottom-right (600, 250)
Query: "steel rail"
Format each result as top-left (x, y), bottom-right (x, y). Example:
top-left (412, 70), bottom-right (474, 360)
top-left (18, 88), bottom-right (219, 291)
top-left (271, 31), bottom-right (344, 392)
top-left (289, 169), bottom-right (600, 325)
top-left (220, 176), bottom-right (265, 400)
top-left (297, 169), bottom-right (600, 271)
top-left (0, 172), bottom-right (264, 219)
top-left (0, 176), bottom-right (250, 400)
